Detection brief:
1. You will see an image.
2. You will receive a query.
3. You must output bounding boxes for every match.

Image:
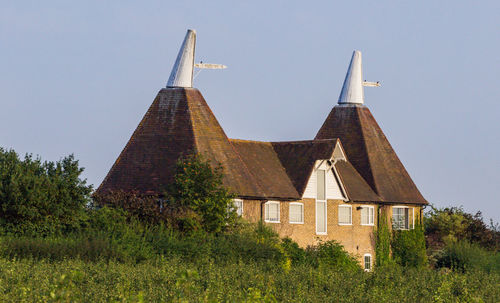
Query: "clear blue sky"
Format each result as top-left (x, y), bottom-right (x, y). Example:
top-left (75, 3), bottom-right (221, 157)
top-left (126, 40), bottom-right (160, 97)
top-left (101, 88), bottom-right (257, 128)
top-left (1, 1), bottom-right (499, 222)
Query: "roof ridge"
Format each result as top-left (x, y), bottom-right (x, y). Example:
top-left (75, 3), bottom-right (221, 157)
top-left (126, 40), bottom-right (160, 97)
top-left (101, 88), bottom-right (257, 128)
top-left (271, 139), bottom-right (339, 145)
top-left (229, 138), bottom-right (271, 144)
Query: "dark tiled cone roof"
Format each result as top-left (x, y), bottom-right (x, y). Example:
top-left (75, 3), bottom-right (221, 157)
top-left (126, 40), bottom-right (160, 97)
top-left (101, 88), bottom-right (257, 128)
top-left (98, 88), bottom-right (264, 198)
top-left (315, 105), bottom-right (427, 204)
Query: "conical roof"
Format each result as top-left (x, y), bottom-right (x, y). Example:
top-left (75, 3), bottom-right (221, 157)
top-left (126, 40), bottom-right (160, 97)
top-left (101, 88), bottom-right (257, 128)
top-left (315, 105), bottom-right (427, 204)
top-left (97, 88), bottom-right (265, 198)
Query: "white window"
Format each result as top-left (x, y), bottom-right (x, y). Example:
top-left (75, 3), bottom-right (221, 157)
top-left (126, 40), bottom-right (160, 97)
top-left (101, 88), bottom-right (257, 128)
top-left (360, 206), bottom-right (375, 226)
top-left (364, 254), bottom-right (372, 272)
top-left (316, 169), bottom-right (327, 234)
top-left (317, 169), bottom-right (326, 200)
top-left (338, 205), bottom-right (352, 225)
top-left (265, 201), bottom-right (280, 223)
top-left (316, 201), bottom-right (327, 234)
top-left (289, 203), bottom-right (304, 224)
top-left (392, 207), bottom-right (414, 230)
top-left (232, 199), bottom-right (243, 216)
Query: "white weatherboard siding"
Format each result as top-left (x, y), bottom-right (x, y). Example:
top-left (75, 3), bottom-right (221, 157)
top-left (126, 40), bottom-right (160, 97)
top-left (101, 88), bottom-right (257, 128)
top-left (303, 160), bottom-right (345, 199)
top-left (326, 169), bottom-right (344, 199)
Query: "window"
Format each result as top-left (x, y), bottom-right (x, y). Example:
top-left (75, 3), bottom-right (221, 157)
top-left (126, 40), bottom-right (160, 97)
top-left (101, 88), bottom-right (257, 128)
top-left (338, 205), bottom-right (352, 225)
top-left (265, 201), bottom-right (280, 223)
top-left (232, 199), bottom-right (243, 216)
top-left (364, 254), bottom-right (372, 272)
top-left (316, 169), bottom-right (327, 234)
top-left (392, 207), bottom-right (414, 230)
top-left (316, 201), bottom-right (327, 234)
top-left (361, 206), bottom-right (375, 225)
top-left (317, 169), bottom-right (326, 200)
top-left (289, 203), bottom-right (304, 224)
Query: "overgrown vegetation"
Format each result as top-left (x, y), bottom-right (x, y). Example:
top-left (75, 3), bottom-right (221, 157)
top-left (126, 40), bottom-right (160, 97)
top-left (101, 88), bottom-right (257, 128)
top-left (0, 148), bottom-right (92, 236)
top-left (391, 223), bottom-right (428, 268)
top-left (374, 210), bottom-right (393, 267)
top-left (0, 148), bottom-right (499, 302)
top-left (94, 154), bottom-right (237, 233)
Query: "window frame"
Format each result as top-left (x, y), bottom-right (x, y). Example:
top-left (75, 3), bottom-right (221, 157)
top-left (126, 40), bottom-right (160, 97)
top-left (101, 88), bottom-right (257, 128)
top-left (364, 254), bottom-right (372, 272)
top-left (315, 200), bottom-right (327, 234)
top-left (232, 199), bottom-right (243, 217)
top-left (264, 201), bottom-right (280, 223)
top-left (360, 205), bottom-right (375, 226)
top-left (338, 204), bottom-right (352, 226)
top-left (392, 206), bottom-right (415, 230)
top-left (289, 202), bottom-right (304, 224)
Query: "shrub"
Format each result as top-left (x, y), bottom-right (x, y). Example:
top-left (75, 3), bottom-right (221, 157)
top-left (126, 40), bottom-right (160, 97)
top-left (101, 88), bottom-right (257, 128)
top-left (0, 148), bottom-right (92, 236)
top-left (425, 205), bottom-right (500, 251)
top-left (305, 240), bottom-right (360, 271)
top-left (163, 153), bottom-right (237, 233)
top-left (435, 240), bottom-right (500, 273)
top-left (391, 224), bottom-right (428, 268)
top-left (92, 191), bottom-right (165, 224)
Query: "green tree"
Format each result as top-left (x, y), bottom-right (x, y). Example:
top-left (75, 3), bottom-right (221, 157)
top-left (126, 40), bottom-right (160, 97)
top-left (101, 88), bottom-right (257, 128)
top-left (425, 205), bottom-right (500, 251)
top-left (163, 153), bottom-right (236, 233)
top-left (0, 148), bottom-right (92, 235)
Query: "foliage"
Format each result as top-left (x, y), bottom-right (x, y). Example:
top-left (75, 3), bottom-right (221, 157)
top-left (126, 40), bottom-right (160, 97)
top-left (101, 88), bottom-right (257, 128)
top-left (425, 205), bottom-right (500, 251)
top-left (162, 153), bottom-right (237, 233)
top-left (391, 223), bottom-right (428, 268)
top-left (305, 240), bottom-right (360, 271)
top-left (0, 257), bottom-right (498, 302)
top-left (374, 211), bottom-right (394, 267)
top-left (435, 240), bottom-right (500, 273)
top-left (92, 191), bottom-right (164, 224)
top-left (0, 148), bottom-right (92, 236)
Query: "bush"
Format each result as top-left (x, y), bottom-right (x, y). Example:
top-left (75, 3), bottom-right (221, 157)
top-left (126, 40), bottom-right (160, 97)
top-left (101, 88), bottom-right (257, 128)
top-left (391, 224), bottom-right (428, 268)
top-left (163, 153), bottom-right (237, 233)
top-left (435, 241), bottom-right (500, 273)
top-left (425, 205), bottom-right (500, 251)
top-left (305, 240), bottom-right (360, 271)
top-left (0, 148), bottom-right (92, 236)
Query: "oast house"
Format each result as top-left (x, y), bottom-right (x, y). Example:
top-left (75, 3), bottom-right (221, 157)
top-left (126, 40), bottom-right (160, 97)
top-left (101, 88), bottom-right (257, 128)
top-left (97, 30), bottom-right (428, 271)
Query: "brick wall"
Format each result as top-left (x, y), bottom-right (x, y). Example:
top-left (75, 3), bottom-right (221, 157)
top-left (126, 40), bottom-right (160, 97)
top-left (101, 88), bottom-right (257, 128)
top-left (241, 199), bottom-right (423, 264)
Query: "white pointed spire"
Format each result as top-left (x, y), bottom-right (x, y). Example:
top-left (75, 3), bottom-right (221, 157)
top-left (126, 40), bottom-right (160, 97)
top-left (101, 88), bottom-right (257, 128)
top-left (167, 29), bottom-right (196, 88)
top-left (338, 50), bottom-right (364, 105)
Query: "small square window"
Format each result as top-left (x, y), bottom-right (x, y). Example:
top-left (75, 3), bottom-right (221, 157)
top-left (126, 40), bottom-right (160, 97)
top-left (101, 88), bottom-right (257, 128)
top-left (265, 201), bottom-right (280, 223)
top-left (289, 203), bottom-right (304, 224)
top-left (338, 205), bottom-right (352, 225)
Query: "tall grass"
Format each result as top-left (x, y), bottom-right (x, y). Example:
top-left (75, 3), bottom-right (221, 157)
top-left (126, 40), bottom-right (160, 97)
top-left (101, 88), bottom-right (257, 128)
top-left (0, 258), bottom-right (498, 302)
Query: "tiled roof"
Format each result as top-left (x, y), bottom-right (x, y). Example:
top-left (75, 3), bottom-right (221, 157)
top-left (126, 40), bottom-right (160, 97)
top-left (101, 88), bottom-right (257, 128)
top-left (334, 160), bottom-right (381, 202)
top-left (315, 105), bottom-right (428, 204)
top-left (97, 88), bottom-right (264, 198)
top-left (229, 139), bottom-right (300, 200)
top-left (271, 140), bottom-right (337, 197)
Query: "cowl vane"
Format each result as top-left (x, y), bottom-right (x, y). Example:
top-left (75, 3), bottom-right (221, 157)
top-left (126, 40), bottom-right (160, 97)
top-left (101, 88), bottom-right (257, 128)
top-left (167, 29), bottom-right (196, 88)
top-left (338, 50), bottom-right (364, 105)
